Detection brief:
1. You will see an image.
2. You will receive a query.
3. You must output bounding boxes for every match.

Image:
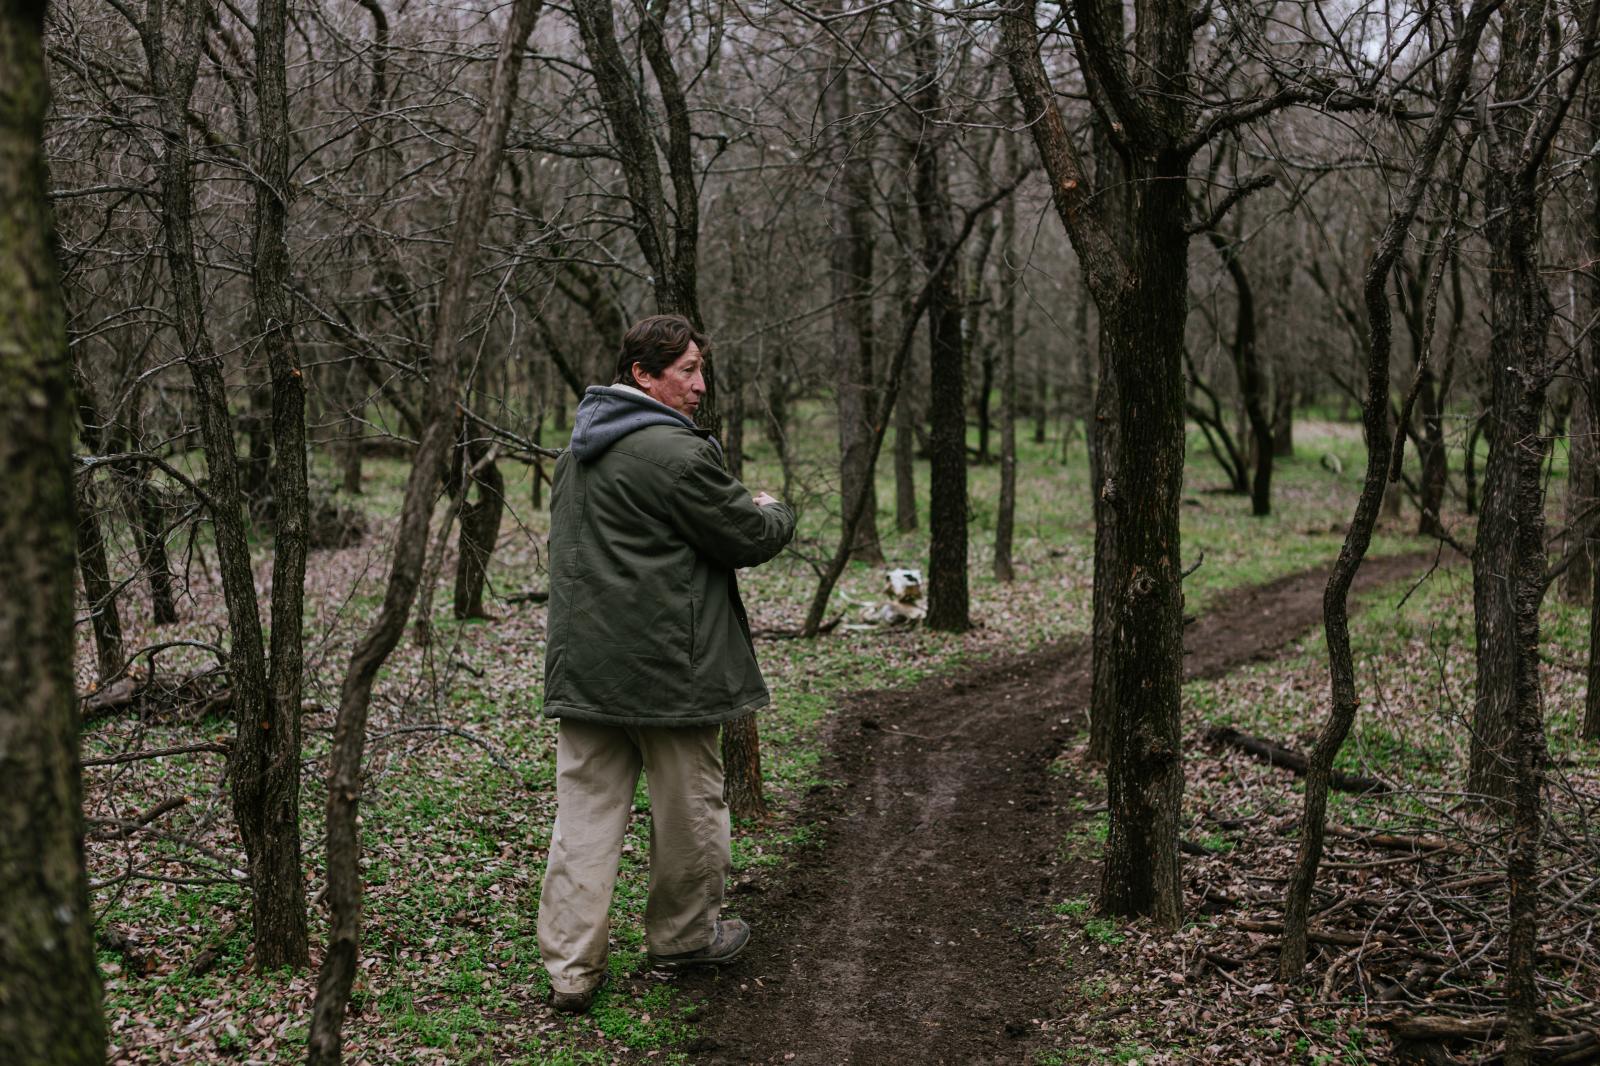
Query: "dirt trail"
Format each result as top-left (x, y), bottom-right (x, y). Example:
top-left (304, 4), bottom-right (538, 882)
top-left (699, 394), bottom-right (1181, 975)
top-left (675, 552), bottom-right (1434, 1065)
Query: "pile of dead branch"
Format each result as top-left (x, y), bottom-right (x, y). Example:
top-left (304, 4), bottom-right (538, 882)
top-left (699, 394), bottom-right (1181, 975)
top-left (1178, 781), bottom-right (1600, 1064)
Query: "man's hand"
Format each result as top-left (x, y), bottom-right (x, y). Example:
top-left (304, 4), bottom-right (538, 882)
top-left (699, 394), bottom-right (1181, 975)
top-left (752, 491), bottom-right (780, 508)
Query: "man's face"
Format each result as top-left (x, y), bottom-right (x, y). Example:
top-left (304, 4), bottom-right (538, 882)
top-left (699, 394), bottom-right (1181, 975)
top-left (635, 342), bottom-right (706, 418)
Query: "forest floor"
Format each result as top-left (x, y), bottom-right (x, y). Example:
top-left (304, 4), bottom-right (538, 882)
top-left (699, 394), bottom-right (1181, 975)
top-left (663, 552), bottom-right (1434, 1066)
top-left (79, 418), bottom-right (1600, 1063)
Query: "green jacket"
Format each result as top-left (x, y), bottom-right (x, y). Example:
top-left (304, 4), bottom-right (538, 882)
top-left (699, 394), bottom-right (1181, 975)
top-left (542, 385), bottom-right (796, 727)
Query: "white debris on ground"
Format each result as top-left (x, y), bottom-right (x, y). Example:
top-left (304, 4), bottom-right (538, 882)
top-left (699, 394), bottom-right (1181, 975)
top-left (843, 568), bottom-right (926, 630)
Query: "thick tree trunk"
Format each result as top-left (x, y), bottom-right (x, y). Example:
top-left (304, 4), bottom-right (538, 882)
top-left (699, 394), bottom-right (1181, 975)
top-left (1002, 0), bottom-right (1232, 925)
top-left (144, 0), bottom-right (308, 970)
top-left (0, 2), bottom-right (108, 1056)
top-left (307, 3), bottom-right (544, 1060)
top-left (1095, 169), bottom-right (1188, 926)
top-left (913, 25), bottom-right (969, 634)
top-left (721, 713), bottom-right (768, 821)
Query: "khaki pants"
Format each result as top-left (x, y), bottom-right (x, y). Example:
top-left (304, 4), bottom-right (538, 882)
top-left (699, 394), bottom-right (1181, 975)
top-left (537, 718), bottom-right (730, 994)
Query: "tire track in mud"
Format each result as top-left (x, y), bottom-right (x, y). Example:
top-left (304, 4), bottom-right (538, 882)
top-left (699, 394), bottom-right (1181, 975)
top-left (673, 552), bottom-right (1435, 1065)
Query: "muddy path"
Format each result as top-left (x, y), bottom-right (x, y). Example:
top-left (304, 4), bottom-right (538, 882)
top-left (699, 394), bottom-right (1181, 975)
top-left (674, 552), bottom-right (1435, 1065)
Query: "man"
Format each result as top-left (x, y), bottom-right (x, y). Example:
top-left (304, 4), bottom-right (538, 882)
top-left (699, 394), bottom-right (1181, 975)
top-left (538, 314), bottom-right (795, 1015)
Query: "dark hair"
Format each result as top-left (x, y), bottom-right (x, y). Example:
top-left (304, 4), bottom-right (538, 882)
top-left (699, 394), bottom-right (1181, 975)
top-left (613, 314), bottom-right (710, 387)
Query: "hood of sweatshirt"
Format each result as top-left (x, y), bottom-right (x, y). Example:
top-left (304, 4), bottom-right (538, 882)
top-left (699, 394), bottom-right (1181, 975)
top-left (568, 384), bottom-right (716, 463)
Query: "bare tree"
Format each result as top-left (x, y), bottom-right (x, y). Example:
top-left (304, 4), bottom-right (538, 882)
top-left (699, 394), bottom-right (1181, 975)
top-left (306, 3), bottom-right (545, 1058)
top-left (1278, 0), bottom-right (1497, 981)
top-left (822, 0), bottom-right (884, 564)
top-left (1466, 5), bottom-right (1599, 1059)
top-left (1004, 0), bottom-right (1417, 922)
top-left (140, 0), bottom-right (309, 969)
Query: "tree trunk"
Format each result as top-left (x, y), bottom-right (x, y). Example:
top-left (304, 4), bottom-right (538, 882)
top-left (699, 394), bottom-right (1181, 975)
top-left (339, 361), bottom-right (364, 495)
top-left (1468, 10), bottom-right (1595, 1059)
top-left (913, 24), bottom-right (969, 634)
top-left (1085, 65), bottom-right (1128, 768)
top-left (1586, 67), bottom-right (1600, 743)
top-left (822, 13), bottom-right (883, 562)
top-left (1560, 374), bottom-right (1594, 604)
top-left (1272, 390), bottom-right (1294, 457)
top-left (1033, 324), bottom-right (1051, 445)
top-left (1465, 409), bottom-right (1484, 515)
top-left (453, 439), bottom-right (505, 620)
top-left (0, 1), bottom-right (108, 1055)
top-left (724, 342), bottom-right (745, 481)
top-left (894, 377), bottom-right (918, 531)
top-left (1004, 0), bottom-right (1196, 926)
top-left (1469, 4), bottom-right (1569, 814)
top-left (1095, 171), bottom-right (1187, 927)
top-left (144, 0), bottom-right (308, 970)
top-left (967, 218), bottom-right (999, 466)
top-left (994, 121), bottom-right (1019, 583)
top-left (1278, 10), bottom-right (1492, 980)
top-left (892, 173), bottom-right (919, 534)
top-left (1205, 229), bottom-right (1273, 516)
top-left (128, 474), bottom-right (179, 624)
top-left (75, 473), bottom-right (123, 684)
top-left (121, 399), bottom-right (179, 624)
top-left (254, 0), bottom-right (314, 971)
top-left (721, 714), bottom-right (768, 821)
top-left (1087, 289), bottom-right (1117, 764)
top-left (1416, 370), bottom-right (1449, 537)
top-left (307, 2), bottom-right (544, 1060)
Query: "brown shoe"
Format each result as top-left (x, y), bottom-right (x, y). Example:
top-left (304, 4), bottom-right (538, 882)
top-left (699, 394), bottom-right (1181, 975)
top-left (550, 973), bottom-right (606, 1015)
top-left (648, 918), bottom-right (750, 970)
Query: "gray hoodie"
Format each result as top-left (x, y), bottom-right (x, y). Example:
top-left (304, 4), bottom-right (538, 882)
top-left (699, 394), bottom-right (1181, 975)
top-left (567, 384), bottom-right (722, 463)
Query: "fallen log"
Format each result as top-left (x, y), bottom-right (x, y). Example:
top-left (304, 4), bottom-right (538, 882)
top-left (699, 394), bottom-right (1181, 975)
top-left (1324, 822), bottom-right (1468, 856)
top-left (82, 741), bottom-right (230, 768)
top-left (81, 676), bottom-right (139, 715)
top-left (1205, 725), bottom-right (1391, 793)
top-left (88, 795), bottom-right (189, 841)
